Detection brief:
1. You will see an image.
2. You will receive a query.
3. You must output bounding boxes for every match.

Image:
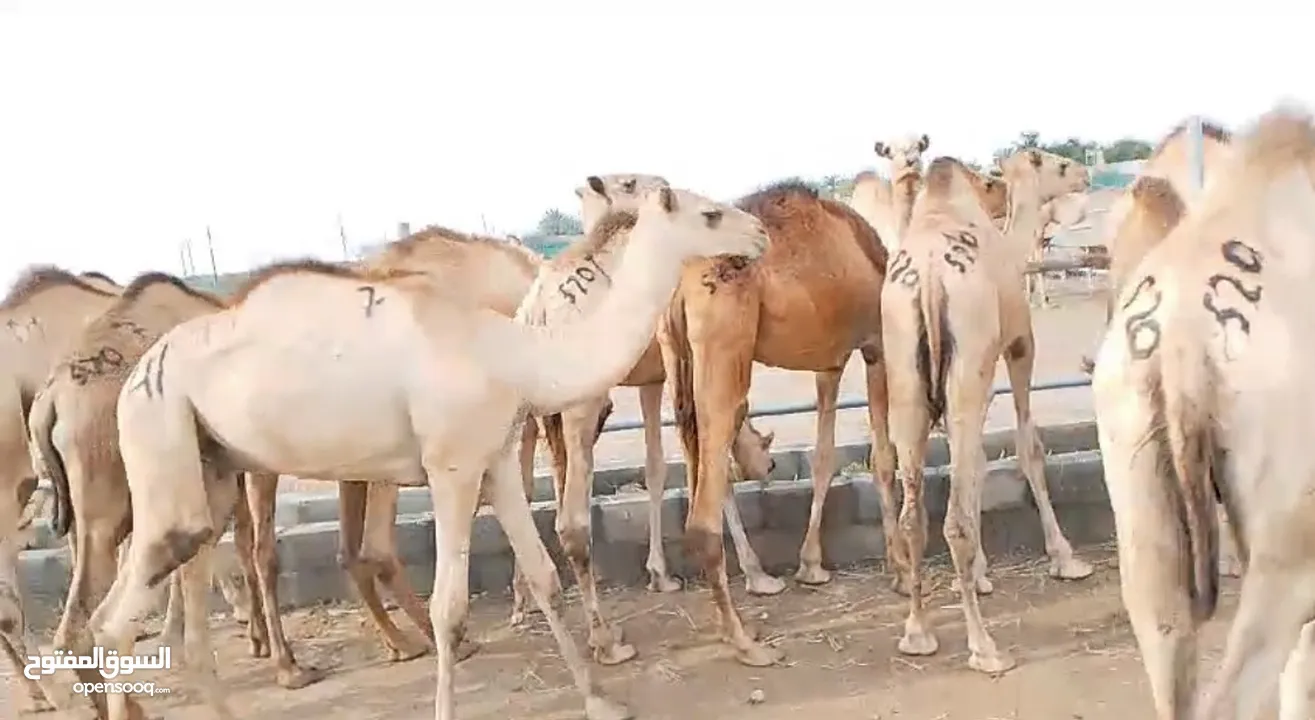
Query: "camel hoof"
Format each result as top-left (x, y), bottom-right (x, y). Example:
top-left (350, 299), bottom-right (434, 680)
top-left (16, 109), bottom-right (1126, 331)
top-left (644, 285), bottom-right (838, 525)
top-left (585, 695), bottom-right (635, 720)
top-left (794, 563), bottom-right (832, 586)
top-left (1079, 356), bottom-right (1096, 375)
top-left (248, 636), bottom-right (270, 659)
top-left (385, 638), bottom-right (431, 663)
top-left (21, 696), bottom-right (56, 714)
top-left (646, 573), bottom-right (682, 593)
top-left (1049, 556), bottom-right (1095, 581)
top-left (969, 649), bottom-right (1016, 675)
top-left (745, 572), bottom-right (787, 596)
top-left (593, 640), bottom-right (637, 666)
top-left (455, 637), bottom-right (480, 663)
top-left (889, 574), bottom-right (913, 597)
top-left (134, 626), bottom-right (159, 642)
top-left (735, 642), bottom-right (783, 667)
top-left (951, 575), bottom-right (994, 595)
top-left (898, 629), bottom-right (939, 657)
top-left (277, 664), bottom-right (327, 690)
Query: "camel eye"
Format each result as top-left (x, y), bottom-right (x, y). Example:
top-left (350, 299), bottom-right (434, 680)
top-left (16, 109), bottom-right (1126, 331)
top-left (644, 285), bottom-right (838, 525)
top-left (702, 209), bottom-right (723, 228)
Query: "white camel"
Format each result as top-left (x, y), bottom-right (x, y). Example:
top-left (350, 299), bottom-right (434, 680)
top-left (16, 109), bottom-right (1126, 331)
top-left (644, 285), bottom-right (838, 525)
top-left (82, 184), bottom-right (769, 720)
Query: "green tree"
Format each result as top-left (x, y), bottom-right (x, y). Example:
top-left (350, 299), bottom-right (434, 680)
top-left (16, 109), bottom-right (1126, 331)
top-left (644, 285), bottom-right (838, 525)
top-left (1101, 138), bottom-right (1155, 163)
top-left (535, 208), bottom-right (583, 236)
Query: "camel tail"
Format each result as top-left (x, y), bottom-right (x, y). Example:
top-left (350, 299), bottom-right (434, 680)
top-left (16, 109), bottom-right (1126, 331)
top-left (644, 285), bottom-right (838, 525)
top-left (28, 388), bottom-right (72, 537)
top-left (1150, 361), bottom-right (1221, 623)
top-left (914, 271), bottom-right (953, 427)
top-left (666, 293), bottom-right (701, 493)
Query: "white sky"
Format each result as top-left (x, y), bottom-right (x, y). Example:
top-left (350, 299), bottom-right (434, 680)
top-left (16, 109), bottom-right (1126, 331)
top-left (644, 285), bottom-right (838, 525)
top-left (2, 0), bottom-right (1313, 286)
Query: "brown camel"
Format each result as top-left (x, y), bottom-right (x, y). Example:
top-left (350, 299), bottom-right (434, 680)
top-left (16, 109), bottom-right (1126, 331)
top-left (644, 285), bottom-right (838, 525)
top-left (880, 150), bottom-right (1091, 674)
top-left (26, 271), bottom-right (324, 697)
top-left (0, 267), bottom-right (125, 712)
top-left (86, 184), bottom-right (766, 720)
top-left (515, 177), bottom-right (783, 665)
top-left (1091, 104), bottom-right (1315, 720)
top-left (660, 179), bottom-right (895, 667)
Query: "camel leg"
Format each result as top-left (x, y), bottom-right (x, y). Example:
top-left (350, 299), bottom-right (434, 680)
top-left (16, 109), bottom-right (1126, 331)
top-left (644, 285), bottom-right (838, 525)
top-left (337, 482), bottom-right (427, 662)
top-left (888, 383), bottom-right (936, 656)
top-left (557, 397), bottom-right (636, 665)
top-left (52, 453), bottom-right (128, 654)
top-left (178, 543), bottom-right (236, 720)
top-left (1197, 553), bottom-right (1315, 720)
top-left (244, 472), bottom-right (325, 688)
top-left (229, 477), bottom-right (269, 657)
top-left (0, 536), bottom-right (64, 712)
top-left (722, 486), bottom-right (784, 596)
top-left (1001, 333), bottom-right (1092, 584)
top-left (861, 343), bottom-right (905, 596)
top-left (360, 483), bottom-right (439, 651)
top-left (943, 363), bottom-right (1014, 674)
top-left (512, 416), bottom-right (555, 626)
top-left (1279, 622), bottom-right (1315, 720)
top-left (1218, 503), bottom-right (1245, 578)
top-left (484, 440), bottom-right (632, 720)
top-left (795, 369), bottom-right (843, 585)
top-left (681, 333), bottom-right (782, 667)
top-left (638, 383), bottom-right (681, 593)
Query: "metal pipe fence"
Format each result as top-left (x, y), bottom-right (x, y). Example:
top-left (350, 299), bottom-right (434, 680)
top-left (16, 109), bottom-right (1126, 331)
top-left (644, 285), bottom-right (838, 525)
top-left (599, 376), bottom-right (1093, 434)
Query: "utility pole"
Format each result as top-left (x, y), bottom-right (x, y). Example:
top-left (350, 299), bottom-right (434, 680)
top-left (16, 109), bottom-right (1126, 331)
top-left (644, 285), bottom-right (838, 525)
top-left (337, 213), bottom-right (350, 260)
top-left (205, 225), bottom-right (219, 285)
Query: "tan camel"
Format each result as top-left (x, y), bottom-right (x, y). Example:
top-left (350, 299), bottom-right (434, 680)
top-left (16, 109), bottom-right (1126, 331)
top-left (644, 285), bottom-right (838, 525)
top-left (1075, 120), bottom-right (1246, 580)
top-left (83, 184), bottom-right (767, 720)
top-left (0, 266), bottom-right (124, 712)
top-left (880, 149), bottom-right (1091, 674)
top-left (660, 178), bottom-right (897, 669)
top-left (848, 133), bottom-right (930, 252)
top-left (25, 271), bottom-right (324, 696)
top-left (1091, 104), bottom-right (1315, 720)
top-left (515, 178), bottom-right (783, 665)
top-left (1027, 191), bottom-right (1094, 307)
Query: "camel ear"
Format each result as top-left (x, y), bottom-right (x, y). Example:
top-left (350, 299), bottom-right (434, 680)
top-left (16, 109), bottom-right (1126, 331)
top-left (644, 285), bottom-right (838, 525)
top-left (988, 166), bottom-right (1004, 178)
top-left (762, 430), bottom-right (775, 448)
top-left (874, 141), bottom-right (889, 158)
top-left (1028, 150), bottom-right (1042, 168)
top-left (586, 175), bottom-right (607, 198)
top-left (984, 178), bottom-right (998, 191)
top-left (574, 186), bottom-right (585, 199)
top-left (918, 134), bottom-right (930, 152)
top-left (658, 186), bottom-right (676, 213)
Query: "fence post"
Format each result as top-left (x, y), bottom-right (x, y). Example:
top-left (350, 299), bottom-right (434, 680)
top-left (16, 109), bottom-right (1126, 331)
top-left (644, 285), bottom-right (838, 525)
top-left (1187, 115), bottom-right (1205, 192)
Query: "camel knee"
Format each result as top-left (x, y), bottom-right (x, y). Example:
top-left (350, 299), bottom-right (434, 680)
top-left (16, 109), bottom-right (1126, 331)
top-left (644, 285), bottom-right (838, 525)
top-left (683, 524), bottom-right (724, 571)
top-left (557, 521), bottom-right (591, 571)
top-left (144, 528), bottom-right (215, 588)
top-left (942, 504), bottom-right (976, 553)
top-left (0, 585), bottom-right (21, 636)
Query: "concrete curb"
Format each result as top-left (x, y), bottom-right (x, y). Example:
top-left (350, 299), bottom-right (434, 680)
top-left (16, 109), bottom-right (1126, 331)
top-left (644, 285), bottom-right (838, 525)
top-left (17, 422), bottom-right (1110, 632)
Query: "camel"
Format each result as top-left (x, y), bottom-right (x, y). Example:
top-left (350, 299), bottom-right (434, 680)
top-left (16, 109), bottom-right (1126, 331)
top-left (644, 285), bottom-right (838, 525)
top-left (83, 184), bottom-right (768, 720)
top-left (1074, 120), bottom-right (1246, 581)
top-left (1090, 104), bottom-right (1315, 720)
top-left (515, 176), bottom-right (783, 665)
top-left (25, 270), bottom-right (325, 698)
top-left (659, 177), bottom-right (901, 669)
top-left (878, 149), bottom-right (1092, 674)
top-left (0, 267), bottom-right (126, 712)
top-left (1027, 191), bottom-right (1095, 307)
top-left (848, 133), bottom-right (930, 252)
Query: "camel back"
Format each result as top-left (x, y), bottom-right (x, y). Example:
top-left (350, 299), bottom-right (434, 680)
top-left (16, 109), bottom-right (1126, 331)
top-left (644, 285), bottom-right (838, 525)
top-left (228, 258), bottom-right (419, 306)
top-left (736, 181), bottom-right (888, 273)
top-left (1, 266), bottom-right (117, 313)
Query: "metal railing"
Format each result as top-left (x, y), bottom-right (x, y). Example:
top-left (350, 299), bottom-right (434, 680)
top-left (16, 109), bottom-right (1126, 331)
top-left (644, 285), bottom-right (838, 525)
top-left (599, 376), bottom-right (1093, 434)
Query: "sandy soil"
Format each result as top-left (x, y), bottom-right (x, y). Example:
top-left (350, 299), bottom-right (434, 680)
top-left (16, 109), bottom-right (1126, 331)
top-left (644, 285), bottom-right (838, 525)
top-left (30, 544), bottom-right (1248, 720)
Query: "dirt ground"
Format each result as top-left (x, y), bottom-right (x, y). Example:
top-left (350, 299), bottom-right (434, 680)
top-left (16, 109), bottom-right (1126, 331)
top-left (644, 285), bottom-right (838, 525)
top-left (283, 277), bottom-right (1110, 494)
top-left (33, 544), bottom-right (1248, 720)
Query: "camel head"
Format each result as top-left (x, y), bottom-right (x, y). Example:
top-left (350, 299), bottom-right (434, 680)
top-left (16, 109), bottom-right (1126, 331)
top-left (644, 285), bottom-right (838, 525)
top-left (632, 185), bottom-right (770, 262)
top-left (874, 134), bottom-right (931, 178)
top-left (997, 149), bottom-right (1091, 202)
top-left (731, 419), bottom-right (777, 480)
top-left (964, 168), bottom-right (1009, 220)
top-left (576, 173), bottom-right (670, 234)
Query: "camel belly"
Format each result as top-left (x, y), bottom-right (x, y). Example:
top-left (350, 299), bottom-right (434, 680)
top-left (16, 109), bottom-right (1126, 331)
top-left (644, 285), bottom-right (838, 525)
top-left (754, 273), bottom-right (882, 371)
